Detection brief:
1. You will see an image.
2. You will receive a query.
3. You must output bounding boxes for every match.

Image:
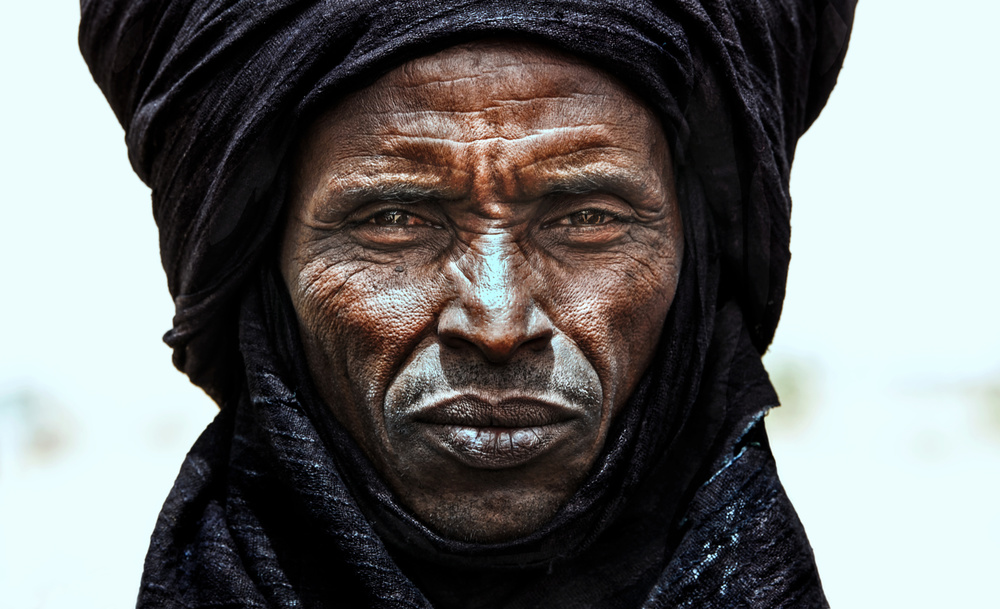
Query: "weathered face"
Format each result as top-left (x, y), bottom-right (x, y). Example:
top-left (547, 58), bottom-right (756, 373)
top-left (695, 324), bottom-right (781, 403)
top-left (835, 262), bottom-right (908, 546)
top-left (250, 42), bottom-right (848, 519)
top-left (280, 41), bottom-right (683, 542)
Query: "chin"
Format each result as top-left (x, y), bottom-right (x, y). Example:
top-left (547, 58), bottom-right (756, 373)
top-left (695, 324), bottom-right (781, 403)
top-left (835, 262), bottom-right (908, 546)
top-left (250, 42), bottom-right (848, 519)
top-left (406, 484), bottom-right (570, 543)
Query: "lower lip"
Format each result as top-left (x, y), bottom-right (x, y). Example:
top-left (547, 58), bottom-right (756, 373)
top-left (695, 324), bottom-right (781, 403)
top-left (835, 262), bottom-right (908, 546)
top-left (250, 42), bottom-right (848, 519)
top-left (420, 423), bottom-right (571, 469)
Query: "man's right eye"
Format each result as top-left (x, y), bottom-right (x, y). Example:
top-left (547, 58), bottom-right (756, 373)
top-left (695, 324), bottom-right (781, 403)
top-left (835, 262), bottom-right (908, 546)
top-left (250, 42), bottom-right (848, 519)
top-left (367, 209), bottom-right (427, 227)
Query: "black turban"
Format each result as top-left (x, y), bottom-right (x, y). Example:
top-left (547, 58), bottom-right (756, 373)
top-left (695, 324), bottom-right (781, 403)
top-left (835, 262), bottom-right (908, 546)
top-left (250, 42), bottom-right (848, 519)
top-left (80, 1), bottom-right (855, 607)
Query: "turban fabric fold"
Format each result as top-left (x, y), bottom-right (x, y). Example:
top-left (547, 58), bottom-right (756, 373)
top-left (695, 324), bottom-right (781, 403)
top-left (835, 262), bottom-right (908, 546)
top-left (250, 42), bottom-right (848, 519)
top-left (80, 1), bottom-right (855, 607)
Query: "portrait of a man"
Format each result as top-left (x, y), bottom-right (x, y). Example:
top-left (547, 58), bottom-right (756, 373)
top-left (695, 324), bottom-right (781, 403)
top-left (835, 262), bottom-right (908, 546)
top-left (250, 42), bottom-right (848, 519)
top-left (76, 0), bottom-right (857, 606)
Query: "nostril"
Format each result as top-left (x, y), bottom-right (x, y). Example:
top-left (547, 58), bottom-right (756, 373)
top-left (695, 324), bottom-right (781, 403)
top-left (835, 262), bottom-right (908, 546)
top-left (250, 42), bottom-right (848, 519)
top-left (439, 332), bottom-right (477, 352)
top-left (522, 334), bottom-right (552, 352)
top-left (437, 306), bottom-right (554, 363)
top-left (477, 332), bottom-right (544, 364)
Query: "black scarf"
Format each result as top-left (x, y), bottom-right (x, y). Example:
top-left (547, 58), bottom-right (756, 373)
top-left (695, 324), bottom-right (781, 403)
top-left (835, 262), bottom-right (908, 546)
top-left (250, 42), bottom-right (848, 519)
top-left (79, 1), bottom-right (855, 606)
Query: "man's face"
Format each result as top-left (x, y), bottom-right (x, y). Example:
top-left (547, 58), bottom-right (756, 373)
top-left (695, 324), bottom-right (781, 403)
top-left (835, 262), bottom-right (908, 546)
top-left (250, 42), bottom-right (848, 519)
top-left (281, 41), bottom-right (683, 542)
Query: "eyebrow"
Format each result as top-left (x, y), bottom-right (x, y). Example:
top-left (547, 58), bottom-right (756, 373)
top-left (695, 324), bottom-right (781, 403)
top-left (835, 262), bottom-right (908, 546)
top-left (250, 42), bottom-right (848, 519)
top-left (321, 152), bottom-right (660, 208)
top-left (525, 166), bottom-right (656, 202)
top-left (335, 182), bottom-right (457, 204)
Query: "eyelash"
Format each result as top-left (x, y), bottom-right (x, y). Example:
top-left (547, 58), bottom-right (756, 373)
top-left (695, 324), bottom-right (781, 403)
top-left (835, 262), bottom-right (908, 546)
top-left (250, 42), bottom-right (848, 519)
top-left (560, 209), bottom-right (622, 227)
top-left (361, 208), bottom-right (436, 228)
top-left (354, 204), bottom-right (629, 236)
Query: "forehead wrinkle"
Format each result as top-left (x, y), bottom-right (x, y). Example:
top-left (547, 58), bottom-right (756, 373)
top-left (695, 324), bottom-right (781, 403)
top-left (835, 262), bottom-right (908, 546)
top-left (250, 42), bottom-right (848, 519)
top-left (360, 62), bottom-right (633, 141)
top-left (372, 97), bottom-right (579, 119)
top-left (376, 65), bottom-right (618, 115)
top-left (320, 154), bottom-right (457, 186)
top-left (362, 128), bottom-right (650, 205)
top-left (376, 90), bottom-right (618, 124)
top-left (336, 125), bottom-right (642, 210)
top-left (377, 127), bottom-right (608, 146)
top-left (375, 136), bottom-right (478, 192)
top-left (493, 127), bottom-right (623, 171)
top-left (372, 115), bottom-right (623, 158)
top-left (489, 133), bottom-right (628, 202)
top-left (391, 54), bottom-right (598, 89)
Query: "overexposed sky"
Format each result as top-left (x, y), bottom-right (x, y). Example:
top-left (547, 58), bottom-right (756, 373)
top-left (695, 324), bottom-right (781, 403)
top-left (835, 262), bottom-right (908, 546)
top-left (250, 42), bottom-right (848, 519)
top-left (1, 2), bottom-right (998, 607)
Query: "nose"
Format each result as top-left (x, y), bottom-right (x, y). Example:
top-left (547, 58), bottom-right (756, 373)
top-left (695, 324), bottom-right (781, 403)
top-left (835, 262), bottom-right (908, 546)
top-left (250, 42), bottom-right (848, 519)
top-left (438, 238), bottom-right (554, 363)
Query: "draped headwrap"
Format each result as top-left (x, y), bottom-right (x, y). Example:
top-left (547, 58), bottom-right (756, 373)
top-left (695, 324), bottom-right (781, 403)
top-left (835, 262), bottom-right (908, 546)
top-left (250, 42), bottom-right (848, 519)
top-left (80, 1), bottom-right (855, 607)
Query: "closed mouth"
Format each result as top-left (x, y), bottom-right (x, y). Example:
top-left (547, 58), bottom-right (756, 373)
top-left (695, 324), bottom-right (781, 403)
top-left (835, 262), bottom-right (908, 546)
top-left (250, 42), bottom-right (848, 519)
top-left (411, 396), bottom-right (578, 469)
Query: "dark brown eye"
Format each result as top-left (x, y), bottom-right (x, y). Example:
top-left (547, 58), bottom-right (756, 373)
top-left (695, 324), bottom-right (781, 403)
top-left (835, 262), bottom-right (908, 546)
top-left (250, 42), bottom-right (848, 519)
top-left (571, 210), bottom-right (610, 225)
top-left (370, 210), bottom-right (413, 226)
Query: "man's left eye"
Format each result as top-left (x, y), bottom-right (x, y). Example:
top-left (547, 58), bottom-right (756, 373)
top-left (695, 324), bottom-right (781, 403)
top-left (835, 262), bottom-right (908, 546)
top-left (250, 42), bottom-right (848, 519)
top-left (566, 210), bottom-right (615, 226)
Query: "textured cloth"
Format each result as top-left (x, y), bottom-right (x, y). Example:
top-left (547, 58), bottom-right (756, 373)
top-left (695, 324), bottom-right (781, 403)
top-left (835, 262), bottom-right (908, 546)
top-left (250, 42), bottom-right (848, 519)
top-left (79, 1), bottom-right (856, 607)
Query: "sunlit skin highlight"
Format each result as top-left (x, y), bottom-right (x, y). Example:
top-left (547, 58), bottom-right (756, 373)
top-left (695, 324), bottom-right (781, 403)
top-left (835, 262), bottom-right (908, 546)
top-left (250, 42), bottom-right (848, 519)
top-left (280, 41), bottom-right (683, 542)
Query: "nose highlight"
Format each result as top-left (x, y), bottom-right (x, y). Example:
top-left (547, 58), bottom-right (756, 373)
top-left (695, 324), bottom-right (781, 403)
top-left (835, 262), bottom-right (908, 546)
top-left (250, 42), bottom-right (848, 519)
top-left (438, 241), bottom-right (554, 363)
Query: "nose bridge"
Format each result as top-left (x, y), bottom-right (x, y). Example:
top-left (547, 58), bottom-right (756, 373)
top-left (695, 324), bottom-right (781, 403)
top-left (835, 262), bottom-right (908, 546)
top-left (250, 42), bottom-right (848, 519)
top-left (440, 231), bottom-right (552, 362)
top-left (456, 233), bottom-right (529, 323)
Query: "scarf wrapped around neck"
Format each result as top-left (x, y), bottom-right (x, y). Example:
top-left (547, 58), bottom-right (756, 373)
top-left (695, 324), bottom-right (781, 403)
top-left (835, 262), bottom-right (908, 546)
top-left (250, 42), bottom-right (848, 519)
top-left (79, 1), bottom-right (856, 606)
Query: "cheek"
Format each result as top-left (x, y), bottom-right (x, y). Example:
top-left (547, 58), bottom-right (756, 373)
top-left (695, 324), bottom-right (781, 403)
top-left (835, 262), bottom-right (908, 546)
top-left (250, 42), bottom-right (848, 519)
top-left (293, 256), bottom-right (447, 406)
top-left (542, 239), bottom-right (681, 411)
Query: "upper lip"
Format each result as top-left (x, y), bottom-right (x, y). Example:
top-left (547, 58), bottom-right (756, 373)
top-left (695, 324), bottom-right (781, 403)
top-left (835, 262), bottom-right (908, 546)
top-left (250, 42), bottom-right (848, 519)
top-left (412, 395), bottom-right (577, 428)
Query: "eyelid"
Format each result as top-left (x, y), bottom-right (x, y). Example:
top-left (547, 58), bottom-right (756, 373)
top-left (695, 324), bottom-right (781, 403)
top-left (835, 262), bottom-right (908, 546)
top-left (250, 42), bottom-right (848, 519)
top-left (349, 201), bottom-right (442, 227)
top-left (541, 193), bottom-right (635, 227)
top-left (552, 210), bottom-right (621, 226)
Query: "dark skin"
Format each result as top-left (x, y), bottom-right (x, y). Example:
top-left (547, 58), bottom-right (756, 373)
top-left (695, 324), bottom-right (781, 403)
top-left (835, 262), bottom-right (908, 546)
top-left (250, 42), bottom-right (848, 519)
top-left (280, 41), bottom-right (683, 542)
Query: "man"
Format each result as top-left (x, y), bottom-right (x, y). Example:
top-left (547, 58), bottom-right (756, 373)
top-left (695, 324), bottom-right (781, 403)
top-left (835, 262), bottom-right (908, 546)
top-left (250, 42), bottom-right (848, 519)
top-left (80, 1), bottom-right (855, 607)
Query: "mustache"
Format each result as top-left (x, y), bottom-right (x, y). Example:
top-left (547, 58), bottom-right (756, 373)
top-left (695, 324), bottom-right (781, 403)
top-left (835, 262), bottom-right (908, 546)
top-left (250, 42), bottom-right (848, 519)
top-left (384, 336), bottom-right (603, 420)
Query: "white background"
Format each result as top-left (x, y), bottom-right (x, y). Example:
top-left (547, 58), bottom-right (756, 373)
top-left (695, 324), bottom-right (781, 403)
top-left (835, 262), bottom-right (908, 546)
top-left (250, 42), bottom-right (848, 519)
top-left (1, 2), bottom-right (998, 607)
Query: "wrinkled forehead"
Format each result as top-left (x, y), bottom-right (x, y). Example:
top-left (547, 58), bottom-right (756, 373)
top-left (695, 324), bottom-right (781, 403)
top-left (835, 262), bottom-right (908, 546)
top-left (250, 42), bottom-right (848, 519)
top-left (291, 39), bottom-right (673, 208)
top-left (294, 40), bottom-right (668, 180)
top-left (304, 40), bottom-right (661, 140)
top-left (371, 40), bottom-right (625, 103)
